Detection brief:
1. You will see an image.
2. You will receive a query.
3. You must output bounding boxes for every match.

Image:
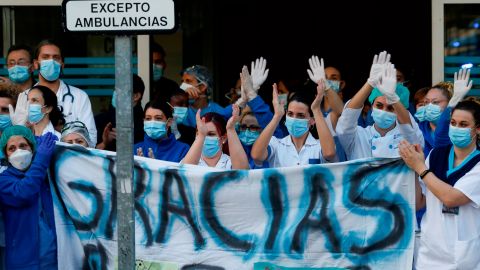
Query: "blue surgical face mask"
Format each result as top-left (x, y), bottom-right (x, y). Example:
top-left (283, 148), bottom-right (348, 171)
top-left (202, 136), bottom-right (221, 158)
top-left (8, 65), bottom-right (31, 83)
top-left (28, 103), bottom-right (45, 124)
top-left (111, 91), bottom-right (117, 108)
top-left (414, 106), bottom-right (426, 122)
top-left (0, 114), bottom-right (12, 131)
top-left (424, 103), bottom-right (442, 123)
top-left (372, 108), bottom-right (397, 129)
top-left (239, 130), bottom-right (260, 146)
top-left (173, 106), bottom-right (188, 123)
top-left (326, 80), bottom-right (341, 92)
top-left (144, 120), bottom-right (167, 139)
top-left (153, 64), bottom-right (164, 81)
top-left (285, 116), bottom-right (309, 138)
top-left (449, 125), bottom-right (474, 148)
top-left (40, 59), bottom-right (61, 81)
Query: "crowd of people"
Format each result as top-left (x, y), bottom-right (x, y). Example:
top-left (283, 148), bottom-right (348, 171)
top-left (0, 40), bottom-right (478, 269)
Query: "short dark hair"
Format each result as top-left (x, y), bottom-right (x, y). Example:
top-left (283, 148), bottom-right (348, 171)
top-left (151, 42), bottom-right (166, 57)
top-left (7, 44), bottom-right (33, 62)
top-left (144, 99), bottom-right (173, 119)
top-left (288, 91), bottom-right (314, 117)
top-left (133, 74), bottom-right (145, 96)
top-left (34, 39), bottom-right (63, 60)
top-left (452, 99), bottom-right (480, 127)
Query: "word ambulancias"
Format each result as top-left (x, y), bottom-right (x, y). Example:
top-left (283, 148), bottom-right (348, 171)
top-left (74, 2), bottom-right (168, 28)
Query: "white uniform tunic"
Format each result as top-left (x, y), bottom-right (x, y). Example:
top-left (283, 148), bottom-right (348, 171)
top-left (267, 133), bottom-right (334, 168)
top-left (336, 102), bottom-right (424, 160)
top-left (199, 153), bottom-right (232, 169)
top-left (416, 150), bottom-right (480, 270)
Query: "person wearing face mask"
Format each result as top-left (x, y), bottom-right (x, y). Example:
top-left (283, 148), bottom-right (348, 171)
top-left (251, 80), bottom-right (337, 168)
top-left (412, 87), bottom-right (429, 122)
top-left (0, 91), bottom-right (15, 135)
top-left (167, 89), bottom-right (196, 145)
top-left (417, 72), bottom-right (473, 158)
top-left (181, 59), bottom-right (272, 131)
top-left (1, 45), bottom-right (35, 92)
top-left (60, 121), bottom-right (93, 148)
top-left (134, 100), bottom-right (189, 162)
top-left (182, 106), bottom-right (249, 169)
top-left (336, 51), bottom-right (424, 160)
top-left (95, 74), bottom-right (145, 151)
top-left (27, 85), bottom-right (63, 138)
top-left (0, 127), bottom-right (58, 270)
top-left (9, 39), bottom-right (97, 145)
top-left (399, 99), bottom-right (480, 269)
top-left (151, 42), bottom-right (179, 103)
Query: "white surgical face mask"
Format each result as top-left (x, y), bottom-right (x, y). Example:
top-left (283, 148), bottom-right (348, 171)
top-left (8, 149), bottom-right (33, 171)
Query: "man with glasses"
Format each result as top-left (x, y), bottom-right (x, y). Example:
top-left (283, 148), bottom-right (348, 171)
top-left (2, 45), bottom-right (35, 92)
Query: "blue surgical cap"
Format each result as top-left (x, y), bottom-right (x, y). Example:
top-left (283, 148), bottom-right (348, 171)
top-left (368, 84), bottom-right (410, 109)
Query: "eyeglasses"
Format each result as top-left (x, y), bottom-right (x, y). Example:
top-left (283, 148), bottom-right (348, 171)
top-left (61, 120), bottom-right (87, 133)
top-left (7, 59), bottom-right (30, 67)
top-left (238, 124), bottom-right (261, 132)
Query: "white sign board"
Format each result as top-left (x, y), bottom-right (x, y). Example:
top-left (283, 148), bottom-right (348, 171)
top-left (62, 0), bottom-right (176, 33)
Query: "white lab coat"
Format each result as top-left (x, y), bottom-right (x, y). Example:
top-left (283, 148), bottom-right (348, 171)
top-left (416, 151), bottom-right (480, 270)
top-left (56, 81), bottom-right (97, 145)
top-left (336, 101), bottom-right (424, 160)
top-left (17, 81), bottom-right (97, 145)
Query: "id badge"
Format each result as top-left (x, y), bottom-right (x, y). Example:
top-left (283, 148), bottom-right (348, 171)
top-left (442, 204), bottom-right (459, 215)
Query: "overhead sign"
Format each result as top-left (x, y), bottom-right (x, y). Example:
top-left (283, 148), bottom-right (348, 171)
top-left (62, 0), bottom-right (177, 34)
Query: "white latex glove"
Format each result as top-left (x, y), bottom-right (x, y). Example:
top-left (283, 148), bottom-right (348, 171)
top-left (250, 57), bottom-right (269, 91)
top-left (8, 104), bottom-right (28, 126)
top-left (171, 116), bottom-right (181, 140)
top-left (235, 84), bottom-right (248, 108)
top-left (367, 51), bottom-right (391, 88)
top-left (377, 63), bottom-right (399, 105)
top-left (449, 68), bottom-right (473, 108)
top-left (240, 65), bottom-right (257, 101)
top-left (307, 55), bottom-right (326, 85)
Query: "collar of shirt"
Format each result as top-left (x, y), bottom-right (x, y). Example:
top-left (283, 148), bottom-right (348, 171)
top-left (281, 133), bottom-right (318, 147)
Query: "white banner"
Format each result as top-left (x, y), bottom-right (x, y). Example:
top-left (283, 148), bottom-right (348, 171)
top-left (50, 143), bottom-right (415, 270)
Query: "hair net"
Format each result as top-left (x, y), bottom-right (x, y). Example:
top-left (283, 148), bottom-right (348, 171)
top-left (0, 125), bottom-right (37, 155)
top-left (61, 121), bottom-right (93, 147)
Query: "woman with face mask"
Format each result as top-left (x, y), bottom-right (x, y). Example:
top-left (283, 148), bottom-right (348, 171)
top-left (134, 100), bottom-right (190, 162)
top-left (250, 80), bottom-right (337, 168)
top-left (417, 69), bottom-right (473, 157)
top-left (399, 99), bottom-right (480, 269)
top-left (0, 127), bottom-right (58, 270)
top-left (182, 105), bottom-right (249, 169)
top-left (27, 85), bottom-right (63, 138)
top-left (60, 121), bottom-right (92, 148)
top-left (336, 52), bottom-right (424, 160)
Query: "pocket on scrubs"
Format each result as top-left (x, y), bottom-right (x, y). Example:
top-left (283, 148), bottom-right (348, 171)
top-left (455, 234), bottom-right (480, 269)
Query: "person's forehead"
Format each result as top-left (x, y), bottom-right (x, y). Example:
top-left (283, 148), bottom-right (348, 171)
top-left (145, 107), bottom-right (165, 117)
top-left (39, 44), bottom-right (61, 55)
top-left (425, 88), bottom-right (445, 99)
top-left (205, 122), bottom-right (219, 132)
top-left (63, 133), bottom-right (84, 141)
top-left (452, 109), bottom-right (474, 122)
top-left (241, 115), bottom-right (259, 125)
top-left (8, 49), bottom-right (31, 60)
top-left (288, 101), bottom-right (309, 112)
top-left (28, 89), bottom-right (43, 98)
top-left (0, 97), bottom-right (13, 106)
top-left (7, 135), bottom-right (28, 145)
top-left (325, 67), bottom-right (341, 76)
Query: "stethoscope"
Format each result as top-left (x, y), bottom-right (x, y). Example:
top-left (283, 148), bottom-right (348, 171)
top-left (59, 84), bottom-right (74, 117)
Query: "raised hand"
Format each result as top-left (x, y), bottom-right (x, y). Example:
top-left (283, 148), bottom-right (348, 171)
top-left (226, 104), bottom-right (240, 131)
top-left (367, 51), bottom-right (391, 88)
top-left (311, 79), bottom-right (326, 113)
top-left (272, 83), bottom-right (285, 117)
top-left (307, 55), bottom-right (326, 84)
top-left (196, 109), bottom-right (208, 137)
top-left (449, 68), bottom-right (473, 107)
top-left (251, 57), bottom-right (269, 91)
top-left (377, 63), bottom-right (399, 104)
